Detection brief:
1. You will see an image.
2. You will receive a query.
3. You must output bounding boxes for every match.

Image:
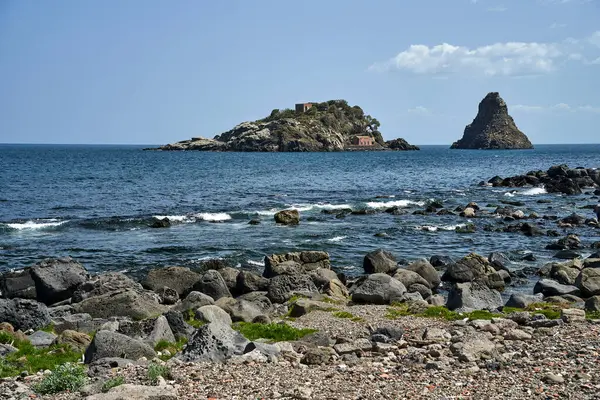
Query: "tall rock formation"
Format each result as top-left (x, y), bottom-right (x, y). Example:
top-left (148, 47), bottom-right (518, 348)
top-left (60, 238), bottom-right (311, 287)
top-left (451, 92), bottom-right (533, 150)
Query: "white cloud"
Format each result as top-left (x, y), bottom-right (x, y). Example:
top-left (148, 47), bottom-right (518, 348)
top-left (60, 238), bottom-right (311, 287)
top-left (407, 106), bottom-right (433, 115)
top-left (513, 103), bottom-right (600, 113)
top-left (488, 5), bottom-right (508, 11)
top-left (370, 31), bottom-right (600, 77)
top-left (550, 22), bottom-right (567, 29)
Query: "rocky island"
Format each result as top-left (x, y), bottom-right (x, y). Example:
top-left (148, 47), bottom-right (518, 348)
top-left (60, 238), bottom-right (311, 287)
top-left (451, 92), bottom-right (533, 150)
top-left (150, 100), bottom-right (419, 152)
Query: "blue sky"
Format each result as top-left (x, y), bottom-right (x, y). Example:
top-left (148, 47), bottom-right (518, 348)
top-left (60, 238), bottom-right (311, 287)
top-left (0, 0), bottom-right (598, 145)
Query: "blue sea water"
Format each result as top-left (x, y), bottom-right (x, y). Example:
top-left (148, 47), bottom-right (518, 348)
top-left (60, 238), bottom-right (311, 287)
top-left (1, 144), bottom-right (599, 290)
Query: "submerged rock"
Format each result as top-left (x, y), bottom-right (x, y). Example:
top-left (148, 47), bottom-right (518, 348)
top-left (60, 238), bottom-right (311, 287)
top-left (450, 92), bottom-right (533, 150)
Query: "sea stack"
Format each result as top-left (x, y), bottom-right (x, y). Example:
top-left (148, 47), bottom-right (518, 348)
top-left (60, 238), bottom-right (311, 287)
top-left (450, 92), bottom-right (533, 150)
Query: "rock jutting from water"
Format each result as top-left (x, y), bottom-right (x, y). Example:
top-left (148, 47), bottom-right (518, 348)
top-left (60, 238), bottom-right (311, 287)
top-left (148, 100), bottom-right (419, 152)
top-left (451, 92), bottom-right (533, 150)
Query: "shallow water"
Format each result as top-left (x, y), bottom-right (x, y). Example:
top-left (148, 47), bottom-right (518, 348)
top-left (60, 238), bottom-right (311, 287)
top-left (1, 144), bottom-right (599, 293)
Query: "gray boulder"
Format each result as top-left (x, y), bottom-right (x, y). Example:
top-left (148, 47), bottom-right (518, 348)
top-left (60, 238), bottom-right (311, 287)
top-left (145, 315), bottom-right (176, 347)
top-left (164, 310), bottom-right (195, 340)
top-left (84, 331), bottom-right (156, 363)
top-left (217, 267), bottom-right (240, 295)
top-left (393, 269), bottom-right (430, 289)
top-left (178, 322), bottom-right (249, 362)
top-left (363, 249), bottom-right (397, 274)
top-left (533, 279), bottom-right (580, 297)
top-left (407, 283), bottom-right (432, 299)
top-left (505, 293), bottom-right (543, 309)
top-left (53, 313), bottom-right (107, 334)
top-left (263, 251), bottom-right (330, 278)
top-left (236, 270), bottom-right (269, 293)
top-left (450, 332), bottom-right (497, 362)
top-left (192, 270), bottom-right (232, 300)
top-left (350, 273), bottom-right (406, 305)
top-left (442, 253), bottom-right (492, 284)
top-left (216, 297), bottom-right (270, 322)
top-left (73, 289), bottom-right (167, 320)
top-left (0, 298), bottom-right (51, 331)
top-left (172, 291), bottom-right (215, 313)
top-left (72, 272), bottom-right (142, 303)
top-left (141, 266), bottom-right (201, 297)
top-left (0, 269), bottom-right (37, 299)
top-left (274, 209), bottom-right (300, 225)
top-left (30, 257), bottom-right (89, 305)
top-left (549, 264), bottom-right (580, 286)
top-left (195, 305), bottom-right (232, 325)
top-left (267, 274), bottom-right (318, 303)
top-left (585, 296), bottom-right (600, 312)
top-left (575, 268), bottom-right (600, 297)
top-left (446, 281), bottom-right (503, 312)
top-left (27, 330), bottom-right (57, 347)
top-left (407, 259), bottom-right (441, 289)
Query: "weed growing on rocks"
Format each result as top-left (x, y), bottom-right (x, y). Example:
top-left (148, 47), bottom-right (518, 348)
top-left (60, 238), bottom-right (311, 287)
top-left (33, 362), bottom-right (86, 394)
top-left (101, 376), bottom-right (125, 393)
top-left (148, 362), bottom-right (172, 385)
top-left (332, 311), bottom-right (363, 322)
top-left (233, 322), bottom-right (317, 342)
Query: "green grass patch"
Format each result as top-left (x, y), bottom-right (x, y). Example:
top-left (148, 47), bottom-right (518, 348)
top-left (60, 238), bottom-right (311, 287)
top-left (147, 363), bottom-right (172, 385)
top-left (154, 338), bottom-right (188, 361)
top-left (0, 331), bottom-right (82, 378)
top-left (101, 376), bottom-right (124, 393)
top-left (33, 362), bottom-right (86, 395)
top-left (586, 311), bottom-right (600, 319)
top-left (332, 311), bottom-right (363, 322)
top-left (184, 309), bottom-right (206, 329)
top-left (525, 303), bottom-right (564, 320)
top-left (232, 322), bottom-right (317, 342)
top-left (387, 305), bottom-right (502, 321)
top-left (39, 324), bottom-right (55, 333)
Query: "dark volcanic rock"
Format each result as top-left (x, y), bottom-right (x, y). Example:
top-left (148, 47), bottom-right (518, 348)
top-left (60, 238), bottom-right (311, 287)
top-left (385, 138), bottom-right (419, 151)
top-left (450, 92), bottom-right (533, 150)
top-left (350, 273), bottom-right (406, 305)
top-left (0, 270), bottom-right (37, 300)
top-left (0, 298), bottom-right (51, 331)
top-left (141, 266), bottom-right (202, 297)
top-left (30, 257), bottom-right (89, 305)
top-left (274, 210), bottom-right (300, 225)
top-left (363, 249), bottom-right (397, 274)
top-left (179, 322), bottom-right (249, 362)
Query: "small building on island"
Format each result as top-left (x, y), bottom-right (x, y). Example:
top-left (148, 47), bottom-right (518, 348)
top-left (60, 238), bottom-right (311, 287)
top-left (295, 103), bottom-right (313, 113)
top-left (351, 136), bottom-right (375, 146)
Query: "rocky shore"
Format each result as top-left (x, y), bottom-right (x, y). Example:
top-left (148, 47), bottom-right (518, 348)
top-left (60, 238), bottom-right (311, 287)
top-left (2, 237), bottom-right (600, 399)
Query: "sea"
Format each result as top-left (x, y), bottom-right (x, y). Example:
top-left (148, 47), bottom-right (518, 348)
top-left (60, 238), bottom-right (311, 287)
top-left (1, 144), bottom-right (599, 295)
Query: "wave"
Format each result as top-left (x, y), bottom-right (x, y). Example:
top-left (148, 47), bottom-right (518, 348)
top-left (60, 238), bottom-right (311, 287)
top-left (521, 187), bottom-right (547, 195)
top-left (246, 259), bottom-right (264, 267)
top-left (152, 215), bottom-right (192, 222)
top-left (366, 199), bottom-right (425, 209)
top-left (3, 219), bottom-right (68, 231)
top-left (417, 223), bottom-right (466, 232)
top-left (328, 236), bottom-right (347, 242)
top-left (195, 212), bottom-right (232, 222)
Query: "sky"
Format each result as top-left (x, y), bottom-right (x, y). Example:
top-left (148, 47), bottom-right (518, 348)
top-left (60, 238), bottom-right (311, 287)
top-left (0, 0), bottom-right (599, 145)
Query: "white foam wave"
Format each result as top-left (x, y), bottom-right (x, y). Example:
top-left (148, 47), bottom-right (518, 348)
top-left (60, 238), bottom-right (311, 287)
top-left (246, 260), bottom-right (264, 267)
top-left (504, 192), bottom-right (515, 197)
top-left (328, 236), bottom-right (347, 242)
top-left (366, 199), bottom-right (425, 209)
top-left (6, 220), bottom-right (68, 230)
top-left (522, 187), bottom-right (547, 195)
top-left (417, 224), bottom-right (466, 232)
top-left (195, 212), bottom-right (232, 222)
top-left (153, 215), bottom-right (190, 222)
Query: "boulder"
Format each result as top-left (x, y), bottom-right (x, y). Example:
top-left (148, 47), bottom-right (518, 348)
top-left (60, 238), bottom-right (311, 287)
top-left (53, 330), bottom-right (91, 352)
top-left (217, 267), bottom-right (240, 295)
top-left (450, 92), bottom-right (533, 150)
top-left (178, 322), bottom-right (249, 362)
top-left (408, 283), bottom-right (432, 299)
top-left (263, 251), bottom-right (330, 278)
top-left (72, 273), bottom-right (143, 303)
top-left (195, 305), bottom-right (232, 325)
top-left (0, 298), bottom-right (51, 331)
top-left (84, 331), bottom-right (156, 363)
top-left (0, 269), bottom-right (37, 299)
top-left (505, 293), bottom-right (543, 309)
top-left (267, 274), bottom-right (318, 303)
top-left (393, 269), bottom-right (430, 289)
top-left (52, 313), bottom-right (107, 335)
top-left (72, 289), bottom-right (167, 320)
top-left (236, 270), bottom-right (269, 294)
top-left (172, 291), bottom-right (215, 313)
top-left (27, 330), bottom-right (57, 347)
top-left (141, 266), bottom-right (201, 297)
top-left (450, 332), bottom-right (497, 362)
top-left (308, 268), bottom-right (338, 288)
top-left (553, 250), bottom-right (582, 260)
top-left (323, 279), bottom-right (349, 299)
top-left (407, 259), bottom-right (440, 289)
top-left (549, 264), bottom-right (580, 286)
top-left (274, 209), bottom-right (300, 225)
top-left (145, 315), bottom-right (176, 347)
top-left (429, 255), bottom-right (454, 270)
top-left (363, 249), bottom-right (397, 274)
top-left (164, 310), bottom-right (195, 340)
top-left (442, 253), bottom-right (492, 284)
top-left (560, 308), bottom-right (586, 324)
top-left (575, 268), bottom-right (600, 297)
top-left (533, 279), bottom-right (580, 297)
top-left (461, 207), bottom-right (476, 218)
top-left (446, 282), bottom-right (503, 312)
top-left (584, 296), bottom-right (600, 312)
top-left (488, 252), bottom-right (511, 270)
top-left (85, 384), bottom-right (177, 400)
top-left (350, 273), bottom-right (406, 305)
top-left (156, 287), bottom-right (179, 305)
top-left (30, 257), bottom-right (89, 305)
top-left (216, 297), bottom-right (269, 323)
top-left (192, 270), bottom-right (232, 300)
